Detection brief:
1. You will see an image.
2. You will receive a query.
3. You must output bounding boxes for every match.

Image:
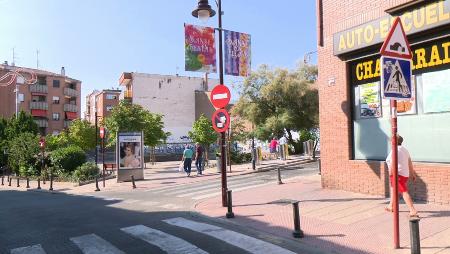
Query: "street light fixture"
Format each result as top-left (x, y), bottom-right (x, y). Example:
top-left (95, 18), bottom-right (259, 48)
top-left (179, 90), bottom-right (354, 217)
top-left (192, 0), bottom-right (228, 207)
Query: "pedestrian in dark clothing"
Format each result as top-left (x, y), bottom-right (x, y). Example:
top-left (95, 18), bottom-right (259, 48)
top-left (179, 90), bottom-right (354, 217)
top-left (195, 143), bottom-right (204, 175)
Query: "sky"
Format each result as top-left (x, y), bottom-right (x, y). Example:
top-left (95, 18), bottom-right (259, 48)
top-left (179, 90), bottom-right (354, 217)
top-left (0, 0), bottom-right (317, 112)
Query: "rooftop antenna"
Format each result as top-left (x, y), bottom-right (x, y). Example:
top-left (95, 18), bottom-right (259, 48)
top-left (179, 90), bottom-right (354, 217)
top-left (12, 48), bottom-right (16, 66)
top-left (36, 49), bottom-right (40, 69)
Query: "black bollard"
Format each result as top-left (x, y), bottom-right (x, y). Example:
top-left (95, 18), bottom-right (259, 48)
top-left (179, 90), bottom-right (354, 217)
top-left (95, 177), bottom-right (100, 192)
top-left (277, 167), bottom-right (283, 185)
top-left (17, 178), bottom-right (20, 187)
top-left (43, 176), bottom-right (46, 185)
top-left (37, 178), bottom-right (41, 189)
top-left (8, 177), bottom-right (12, 186)
top-left (49, 173), bottom-right (53, 191)
top-left (410, 217), bottom-right (421, 254)
top-left (292, 201), bottom-right (304, 238)
top-left (26, 178), bottom-right (30, 188)
top-left (1, 175), bottom-right (3, 185)
top-left (226, 190), bottom-right (235, 218)
top-left (318, 158), bottom-right (321, 175)
top-left (131, 175), bottom-right (136, 189)
top-left (7, 175), bottom-right (9, 182)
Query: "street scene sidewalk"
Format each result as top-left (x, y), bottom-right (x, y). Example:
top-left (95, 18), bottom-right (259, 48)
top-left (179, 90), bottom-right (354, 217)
top-left (196, 174), bottom-right (450, 254)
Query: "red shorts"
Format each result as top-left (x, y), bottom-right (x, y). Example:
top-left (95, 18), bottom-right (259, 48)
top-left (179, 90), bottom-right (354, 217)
top-left (390, 175), bottom-right (409, 193)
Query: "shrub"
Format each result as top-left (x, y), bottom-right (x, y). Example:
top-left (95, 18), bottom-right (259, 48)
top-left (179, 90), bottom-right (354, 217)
top-left (50, 145), bottom-right (86, 173)
top-left (72, 162), bottom-right (99, 182)
top-left (230, 150), bottom-right (252, 164)
top-left (7, 132), bottom-right (39, 175)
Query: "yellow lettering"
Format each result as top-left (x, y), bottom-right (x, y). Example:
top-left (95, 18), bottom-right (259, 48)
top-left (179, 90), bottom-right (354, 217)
top-left (415, 48), bottom-right (428, 69)
top-left (364, 25), bottom-right (374, 44)
top-left (355, 28), bottom-right (364, 46)
top-left (374, 59), bottom-right (380, 78)
top-left (339, 35), bottom-right (346, 51)
top-left (426, 3), bottom-right (438, 25)
top-left (428, 45), bottom-right (443, 67)
top-left (379, 18), bottom-right (389, 38)
top-left (346, 31), bottom-right (355, 48)
top-left (442, 42), bottom-right (450, 64)
top-left (363, 61), bottom-right (374, 79)
top-left (401, 12), bottom-right (413, 32)
top-left (356, 63), bottom-right (364, 81)
top-left (439, 1), bottom-right (450, 21)
top-left (413, 8), bottom-right (425, 28)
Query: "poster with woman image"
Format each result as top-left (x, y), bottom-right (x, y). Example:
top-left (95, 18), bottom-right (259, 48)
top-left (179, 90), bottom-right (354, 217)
top-left (118, 133), bottom-right (142, 169)
top-left (360, 82), bottom-right (382, 118)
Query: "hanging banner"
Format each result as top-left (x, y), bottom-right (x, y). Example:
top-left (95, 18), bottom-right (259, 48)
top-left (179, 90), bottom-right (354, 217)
top-left (224, 30), bottom-right (251, 77)
top-left (184, 23), bottom-right (217, 73)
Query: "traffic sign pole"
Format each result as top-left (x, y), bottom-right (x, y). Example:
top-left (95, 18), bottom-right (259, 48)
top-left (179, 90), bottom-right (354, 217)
top-left (390, 100), bottom-right (400, 249)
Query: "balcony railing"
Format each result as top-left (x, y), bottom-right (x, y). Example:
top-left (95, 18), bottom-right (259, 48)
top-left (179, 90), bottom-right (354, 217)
top-left (34, 119), bottom-right (48, 128)
top-left (64, 87), bottom-right (78, 97)
top-left (30, 102), bottom-right (48, 110)
top-left (29, 84), bottom-right (48, 94)
top-left (64, 104), bottom-right (78, 112)
top-left (124, 90), bottom-right (132, 98)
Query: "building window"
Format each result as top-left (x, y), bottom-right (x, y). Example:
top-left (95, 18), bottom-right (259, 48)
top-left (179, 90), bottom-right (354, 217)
top-left (32, 96), bottom-right (46, 102)
top-left (106, 105), bottom-right (114, 111)
top-left (106, 94), bottom-right (118, 100)
top-left (38, 76), bottom-right (46, 85)
top-left (53, 80), bottom-right (60, 88)
top-left (52, 113), bottom-right (60, 121)
top-left (53, 96), bottom-right (60, 104)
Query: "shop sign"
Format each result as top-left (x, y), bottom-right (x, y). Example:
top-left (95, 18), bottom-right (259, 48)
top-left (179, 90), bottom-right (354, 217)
top-left (334, 0), bottom-right (450, 55)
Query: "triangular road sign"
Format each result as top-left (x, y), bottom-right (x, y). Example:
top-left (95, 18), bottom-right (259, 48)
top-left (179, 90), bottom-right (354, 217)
top-left (380, 17), bottom-right (412, 59)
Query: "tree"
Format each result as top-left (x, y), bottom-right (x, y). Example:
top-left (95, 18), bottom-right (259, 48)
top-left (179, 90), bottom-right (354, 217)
top-left (232, 64), bottom-right (319, 153)
top-left (104, 100), bottom-right (169, 146)
top-left (0, 117), bottom-right (7, 166)
top-left (5, 111), bottom-right (38, 140)
top-left (8, 132), bottom-right (39, 175)
top-left (188, 114), bottom-right (218, 160)
top-left (67, 119), bottom-right (96, 151)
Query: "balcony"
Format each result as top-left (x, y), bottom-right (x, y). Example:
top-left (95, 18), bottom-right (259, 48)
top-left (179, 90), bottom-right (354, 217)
top-left (34, 119), bottom-right (48, 128)
top-left (30, 102), bottom-right (48, 110)
top-left (64, 104), bottom-right (78, 112)
top-left (64, 120), bottom-right (72, 128)
top-left (64, 87), bottom-right (78, 98)
top-left (124, 90), bottom-right (132, 99)
top-left (29, 84), bottom-right (48, 94)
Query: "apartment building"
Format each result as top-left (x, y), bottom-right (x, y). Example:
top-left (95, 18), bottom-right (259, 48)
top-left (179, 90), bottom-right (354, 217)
top-left (0, 63), bottom-right (81, 135)
top-left (85, 89), bottom-right (121, 124)
top-left (119, 72), bottom-right (218, 142)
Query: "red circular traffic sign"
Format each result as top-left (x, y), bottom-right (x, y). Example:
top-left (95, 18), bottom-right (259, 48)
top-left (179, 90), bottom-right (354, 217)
top-left (39, 137), bottom-right (45, 149)
top-left (211, 109), bottom-right (230, 133)
top-left (99, 127), bottom-right (105, 139)
top-left (210, 84), bottom-right (231, 109)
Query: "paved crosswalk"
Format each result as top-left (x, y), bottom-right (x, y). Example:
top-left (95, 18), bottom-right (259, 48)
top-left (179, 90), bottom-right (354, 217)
top-left (8, 217), bottom-right (295, 254)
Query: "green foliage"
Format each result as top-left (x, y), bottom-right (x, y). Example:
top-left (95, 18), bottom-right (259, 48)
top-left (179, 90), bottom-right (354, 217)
top-left (230, 118), bottom-right (249, 143)
top-left (230, 150), bottom-right (252, 164)
top-left (7, 132), bottom-right (39, 175)
top-left (50, 145), bottom-right (86, 173)
top-left (105, 100), bottom-right (169, 146)
top-left (0, 118), bottom-right (7, 166)
top-left (45, 131), bottom-right (70, 151)
top-left (188, 114), bottom-right (218, 146)
top-left (5, 111), bottom-right (38, 140)
top-left (67, 119), bottom-right (96, 151)
top-left (72, 162), bottom-right (99, 182)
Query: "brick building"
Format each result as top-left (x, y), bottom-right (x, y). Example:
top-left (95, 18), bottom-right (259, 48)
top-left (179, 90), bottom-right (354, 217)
top-left (317, 0), bottom-right (450, 204)
top-left (0, 63), bottom-right (81, 135)
top-left (85, 89), bottom-right (121, 124)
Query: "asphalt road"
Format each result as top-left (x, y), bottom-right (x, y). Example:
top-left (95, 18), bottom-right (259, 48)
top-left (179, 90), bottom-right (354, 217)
top-left (0, 162), bottom-right (321, 254)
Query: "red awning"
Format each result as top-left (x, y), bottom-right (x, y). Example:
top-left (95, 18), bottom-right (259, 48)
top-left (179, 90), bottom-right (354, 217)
top-left (31, 92), bottom-right (47, 96)
top-left (65, 112), bottom-right (78, 120)
top-left (31, 109), bottom-right (47, 117)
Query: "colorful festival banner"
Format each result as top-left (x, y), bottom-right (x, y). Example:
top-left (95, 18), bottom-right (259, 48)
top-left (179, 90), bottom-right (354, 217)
top-left (224, 30), bottom-right (251, 77)
top-left (185, 23), bottom-right (216, 73)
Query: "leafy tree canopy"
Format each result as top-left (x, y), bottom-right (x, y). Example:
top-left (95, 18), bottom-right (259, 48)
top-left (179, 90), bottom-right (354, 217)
top-left (188, 114), bottom-right (218, 146)
top-left (67, 119), bottom-right (96, 151)
top-left (5, 111), bottom-right (38, 140)
top-left (105, 100), bottom-right (169, 146)
top-left (8, 132), bottom-right (39, 175)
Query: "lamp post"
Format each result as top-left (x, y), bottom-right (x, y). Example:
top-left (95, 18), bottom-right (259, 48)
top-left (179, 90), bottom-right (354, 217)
top-left (192, 0), bottom-right (228, 207)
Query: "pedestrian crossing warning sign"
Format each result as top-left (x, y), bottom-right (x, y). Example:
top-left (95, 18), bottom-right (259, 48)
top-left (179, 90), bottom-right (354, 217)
top-left (381, 56), bottom-right (412, 100)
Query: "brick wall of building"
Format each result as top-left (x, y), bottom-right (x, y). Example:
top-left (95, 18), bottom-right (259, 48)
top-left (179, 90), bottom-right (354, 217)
top-left (318, 0), bottom-right (450, 204)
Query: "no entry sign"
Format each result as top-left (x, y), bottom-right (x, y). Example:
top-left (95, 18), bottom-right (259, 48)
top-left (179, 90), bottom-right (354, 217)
top-left (210, 84), bottom-right (231, 109)
top-left (211, 109), bottom-right (230, 133)
top-left (99, 127), bottom-right (105, 139)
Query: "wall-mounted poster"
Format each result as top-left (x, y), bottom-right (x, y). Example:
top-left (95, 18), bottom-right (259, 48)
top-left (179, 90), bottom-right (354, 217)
top-left (116, 132), bottom-right (144, 182)
top-left (398, 77), bottom-right (417, 115)
top-left (360, 82), bottom-right (382, 118)
top-left (422, 69), bottom-right (450, 113)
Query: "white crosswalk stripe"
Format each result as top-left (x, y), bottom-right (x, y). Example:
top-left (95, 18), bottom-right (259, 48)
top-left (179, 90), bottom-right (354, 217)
top-left (192, 182), bottom-right (273, 200)
top-left (70, 234), bottom-right (125, 254)
top-left (10, 244), bottom-right (46, 254)
top-left (121, 225), bottom-right (208, 254)
top-left (176, 179), bottom-right (265, 198)
top-left (163, 217), bottom-right (296, 254)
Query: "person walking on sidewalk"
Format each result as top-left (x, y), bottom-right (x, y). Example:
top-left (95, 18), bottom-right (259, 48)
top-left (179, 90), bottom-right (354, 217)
top-left (195, 142), bottom-right (204, 175)
top-left (385, 135), bottom-right (419, 217)
top-left (269, 137), bottom-right (278, 159)
top-left (181, 145), bottom-right (194, 177)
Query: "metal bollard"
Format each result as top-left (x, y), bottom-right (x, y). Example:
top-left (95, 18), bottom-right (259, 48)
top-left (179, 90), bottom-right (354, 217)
top-left (8, 177), bottom-right (12, 186)
top-left (43, 176), bottom-right (46, 185)
top-left (17, 178), bottom-right (20, 187)
top-left (37, 178), bottom-right (41, 189)
top-left (226, 190), bottom-right (235, 218)
top-left (277, 167), bottom-right (283, 185)
top-left (131, 175), bottom-right (136, 189)
top-left (95, 177), bottom-right (100, 192)
top-left (318, 158), bottom-right (321, 175)
top-left (26, 178), bottom-right (30, 188)
top-left (410, 217), bottom-right (421, 254)
top-left (49, 173), bottom-right (53, 191)
top-left (292, 201), bottom-right (304, 238)
top-left (1, 175), bottom-right (3, 185)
